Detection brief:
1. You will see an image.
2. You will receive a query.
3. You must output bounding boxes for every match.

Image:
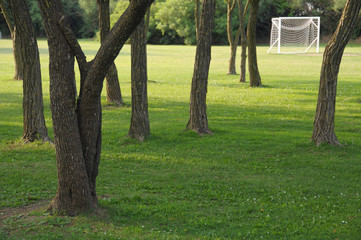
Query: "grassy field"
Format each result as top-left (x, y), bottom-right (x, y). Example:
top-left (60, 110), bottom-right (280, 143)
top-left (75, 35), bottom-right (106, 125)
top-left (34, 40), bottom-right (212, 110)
top-left (1, 39), bottom-right (361, 239)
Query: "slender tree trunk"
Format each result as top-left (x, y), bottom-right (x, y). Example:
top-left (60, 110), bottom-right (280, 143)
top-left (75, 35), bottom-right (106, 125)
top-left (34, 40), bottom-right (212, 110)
top-left (247, 0), bottom-right (261, 87)
top-left (194, 0), bottom-right (201, 41)
top-left (187, 0), bottom-right (216, 135)
top-left (128, 18), bottom-right (150, 141)
top-left (0, 0), bottom-right (22, 80)
top-left (97, 0), bottom-right (124, 106)
top-left (239, 0), bottom-right (247, 83)
top-left (7, 0), bottom-right (50, 143)
top-left (227, 0), bottom-right (240, 75)
top-left (311, 0), bottom-right (361, 146)
top-left (38, 0), bottom-right (153, 215)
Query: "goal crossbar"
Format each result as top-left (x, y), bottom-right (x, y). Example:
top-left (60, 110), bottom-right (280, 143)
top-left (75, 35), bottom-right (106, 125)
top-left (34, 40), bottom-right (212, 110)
top-left (267, 17), bottom-right (320, 54)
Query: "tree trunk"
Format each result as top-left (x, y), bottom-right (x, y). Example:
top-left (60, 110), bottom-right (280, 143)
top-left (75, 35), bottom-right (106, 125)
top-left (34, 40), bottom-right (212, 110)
top-left (227, 0), bottom-right (240, 75)
top-left (311, 0), bottom-right (361, 146)
top-left (97, 0), bottom-right (124, 106)
top-left (247, 0), bottom-right (261, 87)
top-left (128, 18), bottom-right (150, 141)
top-left (239, 0), bottom-right (247, 83)
top-left (187, 0), bottom-right (216, 135)
top-left (194, 0), bottom-right (201, 41)
top-left (38, 0), bottom-right (153, 215)
top-left (7, 0), bottom-right (50, 143)
top-left (0, 0), bottom-right (23, 80)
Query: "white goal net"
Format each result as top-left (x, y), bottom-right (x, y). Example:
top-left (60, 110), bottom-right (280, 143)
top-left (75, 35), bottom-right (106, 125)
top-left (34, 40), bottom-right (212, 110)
top-left (267, 17), bottom-right (320, 54)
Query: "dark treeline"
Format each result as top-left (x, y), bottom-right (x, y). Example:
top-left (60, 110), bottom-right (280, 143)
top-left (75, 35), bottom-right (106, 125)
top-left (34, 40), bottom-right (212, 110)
top-left (1, 0), bottom-right (360, 44)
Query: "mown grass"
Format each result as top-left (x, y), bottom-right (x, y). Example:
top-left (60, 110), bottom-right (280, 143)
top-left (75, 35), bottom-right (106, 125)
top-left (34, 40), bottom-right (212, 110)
top-left (1, 39), bottom-right (361, 239)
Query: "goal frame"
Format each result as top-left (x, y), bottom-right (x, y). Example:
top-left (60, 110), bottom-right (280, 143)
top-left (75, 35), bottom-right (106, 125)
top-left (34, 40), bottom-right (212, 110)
top-left (267, 17), bottom-right (320, 54)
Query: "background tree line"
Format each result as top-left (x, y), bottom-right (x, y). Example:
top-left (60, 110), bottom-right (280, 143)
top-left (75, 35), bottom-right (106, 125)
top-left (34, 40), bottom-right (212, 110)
top-left (1, 0), bottom-right (360, 44)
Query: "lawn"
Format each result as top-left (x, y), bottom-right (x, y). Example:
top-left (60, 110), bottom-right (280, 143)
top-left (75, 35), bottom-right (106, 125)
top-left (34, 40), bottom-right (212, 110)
top-left (0, 39), bottom-right (361, 239)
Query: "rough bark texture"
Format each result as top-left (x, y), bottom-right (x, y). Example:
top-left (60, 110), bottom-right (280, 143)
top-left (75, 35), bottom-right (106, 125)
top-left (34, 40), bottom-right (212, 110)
top-left (247, 0), bottom-right (262, 87)
top-left (311, 0), bottom-right (361, 146)
top-left (187, 0), bottom-right (216, 135)
top-left (97, 0), bottom-right (124, 106)
top-left (227, 0), bottom-right (241, 75)
top-left (7, 0), bottom-right (50, 143)
top-left (239, 0), bottom-right (247, 83)
top-left (38, 0), bottom-right (153, 215)
top-left (0, 0), bottom-right (23, 80)
top-left (128, 18), bottom-right (150, 141)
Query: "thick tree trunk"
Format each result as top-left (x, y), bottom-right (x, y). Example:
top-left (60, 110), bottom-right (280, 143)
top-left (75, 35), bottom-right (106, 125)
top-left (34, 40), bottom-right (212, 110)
top-left (8, 0), bottom-right (50, 143)
top-left (0, 0), bottom-right (23, 80)
top-left (239, 0), bottom-right (247, 83)
top-left (38, 0), bottom-right (94, 215)
top-left (97, 0), bottom-right (124, 106)
top-left (187, 0), bottom-right (216, 135)
top-left (38, 0), bottom-right (153, 215)
top-left (311, 0), bottom-right (361, 146)
top-left (247, 0), bottom-right (261, 87)
top-left (128, 18), bottom-right (150, 141)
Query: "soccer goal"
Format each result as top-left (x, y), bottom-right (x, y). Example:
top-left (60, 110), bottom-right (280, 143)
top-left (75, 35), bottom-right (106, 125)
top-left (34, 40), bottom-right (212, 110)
top-left (267, 17), bottom-right (320, 54)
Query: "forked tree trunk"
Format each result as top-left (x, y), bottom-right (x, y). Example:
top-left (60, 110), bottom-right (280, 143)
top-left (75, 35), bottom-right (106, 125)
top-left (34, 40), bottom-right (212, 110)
top-left (0, 0), bottom-right (23, 80)
top-left (311, 0), bottom-right (361, 146)
top-left (227, 0), bottom-right (241, 75)
top-left (97, 0), bottom-right (124, 106)
top-left (187, 0), bottom-right (216, 135)
top-left (38, 0), bottom-right (153, 215)
top-left (247, 0), bottom-right (261, 87)
top-left (8, 0), bottom-right (50, 143)
top-left (128, 18), bottom-right (150, 141)
top-left (239, 0), bottom-right (247, 83)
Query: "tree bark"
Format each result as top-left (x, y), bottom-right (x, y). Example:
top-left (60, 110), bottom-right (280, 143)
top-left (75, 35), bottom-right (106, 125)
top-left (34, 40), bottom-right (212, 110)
top-left (247, 0), bottom-right (261, 87)
top-left (194, 0), bottom-right (201, 41)
top-left (97, 0), bottom-right (124, 106)
top-left (0, 0), bottom-right (23, 80)
top-left (227, 0), bottom-right (241, 75)
top-left (311, 0), bottom-right (361, 146)
top-left (187, 0), bottom-right (216, 135)
top-left (7, 0), bottom-right (50, 143)
top-left (37, 0), bottom-right (153, 215)
top-left (128, 18), bottom-right (150, 141)
top-left (239, 0), bottom-right (247, 83)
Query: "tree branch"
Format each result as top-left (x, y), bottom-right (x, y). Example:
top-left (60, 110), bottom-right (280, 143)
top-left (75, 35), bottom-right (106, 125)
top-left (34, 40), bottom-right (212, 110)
top-left (58, 15), bottom-right (88, 71)
top-left (0, 0), bottom-right (14, 36)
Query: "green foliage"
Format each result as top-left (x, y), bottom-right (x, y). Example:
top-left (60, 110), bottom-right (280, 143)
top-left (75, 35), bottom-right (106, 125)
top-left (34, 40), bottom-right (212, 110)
top-left (154, 0), bottom-right (196, 45)
top-left (1, 40), bottom-right (361, 238)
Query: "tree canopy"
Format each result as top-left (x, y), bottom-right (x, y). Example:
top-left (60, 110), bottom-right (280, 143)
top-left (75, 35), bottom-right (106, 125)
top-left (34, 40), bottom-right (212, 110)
top-left (1, 0), bottom-right (359, 44)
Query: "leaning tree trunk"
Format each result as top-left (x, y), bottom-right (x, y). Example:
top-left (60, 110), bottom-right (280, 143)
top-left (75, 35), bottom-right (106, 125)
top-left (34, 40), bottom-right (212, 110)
top-left (8, 0), bottom-right (50, 143)
top-left (311, 0), bottom-right (361, 146)
top-left (239, 0), bottom-right (247, 83)
top-left (97, 0), bottom-right (124, 106)
top-left (247, 0), bottom-right (261, 87)
top-left (227, 0), bottom-right (241, 75)
top-left (38, 0), bottom-right (153, 215)
top-left (0, 0), bottom-right (23, 80)
top-left (187, 0), bottom-right (216, 135)
top-left (128, 18), bottom-right (150, 141)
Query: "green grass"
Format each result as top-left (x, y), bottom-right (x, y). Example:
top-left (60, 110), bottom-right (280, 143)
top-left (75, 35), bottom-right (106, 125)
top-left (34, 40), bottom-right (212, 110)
top-left (1, 39), bottom-right (361, 239)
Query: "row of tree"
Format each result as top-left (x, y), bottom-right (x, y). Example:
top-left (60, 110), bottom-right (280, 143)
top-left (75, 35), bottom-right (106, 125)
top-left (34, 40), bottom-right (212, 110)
top-left (1, 0), bottom-right (360, 216)
top-left (1, 0), bottom-right (360, 44)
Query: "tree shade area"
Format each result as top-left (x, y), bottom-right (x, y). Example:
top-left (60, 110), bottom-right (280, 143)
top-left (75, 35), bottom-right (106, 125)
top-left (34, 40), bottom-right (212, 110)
top-left (1, 40), bottom-right (361, 239)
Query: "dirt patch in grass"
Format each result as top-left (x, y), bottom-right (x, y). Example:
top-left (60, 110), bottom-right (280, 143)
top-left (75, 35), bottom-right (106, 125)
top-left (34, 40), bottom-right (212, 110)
top-left (0, 200), bottom-right (50, 222)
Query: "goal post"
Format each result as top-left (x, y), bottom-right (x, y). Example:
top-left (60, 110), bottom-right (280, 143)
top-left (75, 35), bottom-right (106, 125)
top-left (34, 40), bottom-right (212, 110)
top-left (267, 17), bottom-right (320, 54)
